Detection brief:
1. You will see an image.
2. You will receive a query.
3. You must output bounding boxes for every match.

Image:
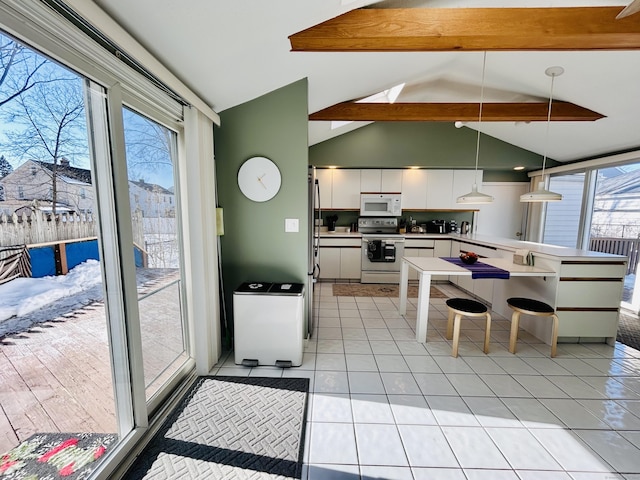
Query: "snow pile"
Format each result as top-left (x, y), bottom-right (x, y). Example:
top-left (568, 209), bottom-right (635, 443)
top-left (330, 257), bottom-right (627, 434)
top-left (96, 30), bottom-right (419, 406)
top-left (0, 260), bottom-right (102, 323)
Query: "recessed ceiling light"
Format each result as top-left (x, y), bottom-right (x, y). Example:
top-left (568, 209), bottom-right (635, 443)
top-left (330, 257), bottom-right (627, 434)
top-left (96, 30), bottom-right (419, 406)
top-left (513, 166), bottom-right (525, 171)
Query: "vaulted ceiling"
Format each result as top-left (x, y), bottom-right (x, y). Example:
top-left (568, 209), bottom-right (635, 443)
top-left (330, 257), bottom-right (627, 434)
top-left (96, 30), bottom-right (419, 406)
top-left (92, 0), bottom-right (640, 164)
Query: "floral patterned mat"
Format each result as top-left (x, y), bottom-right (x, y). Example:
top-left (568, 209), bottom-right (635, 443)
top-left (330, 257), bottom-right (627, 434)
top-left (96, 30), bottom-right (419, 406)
top-left (0, 432), bottom-right (117, 479)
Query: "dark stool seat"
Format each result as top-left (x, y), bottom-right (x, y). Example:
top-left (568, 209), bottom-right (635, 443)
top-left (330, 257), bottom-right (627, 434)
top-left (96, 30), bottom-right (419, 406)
top-left (445, 298), bottom-right (491, 357)
top-left (507, 297), bottom-right (559, 357)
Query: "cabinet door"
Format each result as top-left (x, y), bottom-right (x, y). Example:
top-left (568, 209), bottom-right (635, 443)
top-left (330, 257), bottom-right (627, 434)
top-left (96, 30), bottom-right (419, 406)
top-left (381, 170), bottom-right (403, 192)
top-left (318, 247), bottom-right (340, 279)
top-left (340, 247), bottom-right (362, 279)
top-left (360, 169), bottom-right (381, 193)
top-left (332, 169), bottom-right (361, 209)
top-left (452, 169), bottom-right (483, 204)
top-left (401, 169), bottom-right (428, 209)
top-left (433, 240), bottom-right (451, 281)
top-left (426, 170), bottom-right (454, 209)
top-left (316, 168), bottom-right (333, 210)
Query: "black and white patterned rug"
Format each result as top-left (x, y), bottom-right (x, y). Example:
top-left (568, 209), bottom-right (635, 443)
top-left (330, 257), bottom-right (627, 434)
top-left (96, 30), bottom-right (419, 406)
top-left (125, 376), bottom-right (310, 479)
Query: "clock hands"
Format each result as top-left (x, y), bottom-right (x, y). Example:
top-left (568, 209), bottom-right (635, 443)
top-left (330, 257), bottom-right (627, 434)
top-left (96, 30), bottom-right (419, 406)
top-left (257, 173), bottom-right (267, 189)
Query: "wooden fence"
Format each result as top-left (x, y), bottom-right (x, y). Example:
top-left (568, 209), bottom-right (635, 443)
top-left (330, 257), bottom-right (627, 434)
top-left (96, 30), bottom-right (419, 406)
top-left (0, 210), bottom-right (144, 248)
top-left (0, 245), bottom-right (31, 285)
top-left (589, 236), bottom-right (640, 275)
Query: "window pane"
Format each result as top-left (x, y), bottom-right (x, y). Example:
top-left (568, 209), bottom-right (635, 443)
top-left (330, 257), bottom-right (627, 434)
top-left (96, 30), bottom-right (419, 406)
top-left (121, 107), bottom-right (188, 401)
top-left (0, 32), bottom-right (119, 454)
top-left (543, 173), bottom-right (586, 248)
top-left (590, 163), bottom-right (640, 311)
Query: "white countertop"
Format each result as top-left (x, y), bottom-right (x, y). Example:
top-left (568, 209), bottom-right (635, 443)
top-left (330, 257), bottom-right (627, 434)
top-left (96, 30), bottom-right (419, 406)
top-left (402, 256), bottom-right (557, 276)
top-left (319, 231), bottom-right (626, 261)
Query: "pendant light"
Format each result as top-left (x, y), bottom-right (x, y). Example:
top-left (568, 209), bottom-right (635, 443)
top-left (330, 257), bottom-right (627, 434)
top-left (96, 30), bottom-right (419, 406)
top-left (457, 51), bottom-right (494, 204)
top-left (520, 66), bottom-right (564, 203)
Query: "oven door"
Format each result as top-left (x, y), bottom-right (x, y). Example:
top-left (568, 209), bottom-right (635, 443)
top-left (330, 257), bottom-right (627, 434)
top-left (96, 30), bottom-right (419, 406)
top-left (361, 236), bottom-right (405, 283)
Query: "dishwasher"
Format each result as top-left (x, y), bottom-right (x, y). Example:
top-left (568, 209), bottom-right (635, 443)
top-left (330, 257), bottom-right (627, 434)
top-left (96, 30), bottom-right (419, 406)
top-left (233, 282), bottom-right (304, 367)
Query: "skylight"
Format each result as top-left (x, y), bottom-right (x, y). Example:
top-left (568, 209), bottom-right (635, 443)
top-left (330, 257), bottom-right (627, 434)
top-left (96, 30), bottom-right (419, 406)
top-left (330, 83), bottom-right (405, 130)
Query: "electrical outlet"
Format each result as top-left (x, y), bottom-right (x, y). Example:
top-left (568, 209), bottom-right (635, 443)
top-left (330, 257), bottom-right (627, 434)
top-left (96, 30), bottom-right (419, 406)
top-left (285, 218), bottom-right (299, 233)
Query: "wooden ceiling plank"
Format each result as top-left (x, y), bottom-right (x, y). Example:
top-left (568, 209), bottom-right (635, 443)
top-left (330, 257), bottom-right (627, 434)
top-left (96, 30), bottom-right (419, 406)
top-left (308, 102), bottom-right (605, 122)
top-left (290, 7), bottom-right (640, 52)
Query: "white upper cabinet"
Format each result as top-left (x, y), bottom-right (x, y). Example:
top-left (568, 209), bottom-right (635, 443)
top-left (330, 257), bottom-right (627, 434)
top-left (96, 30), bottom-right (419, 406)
top-left (425, 170), bottom-right (454, 209)
top-left (360, 169), bottom-right (403, 193)
top-left (381, 169), bottom-right (403, 192)
top-left (332, 169), bottom-right (361, 209)
top-left (360, 169), bottom-right (381, 193)
top-left (317, 167), bottom-right (486, 211)
top-left (316, 168), bottom-right (334, 209)
top-left (401, 169), bottom-right (428, 209)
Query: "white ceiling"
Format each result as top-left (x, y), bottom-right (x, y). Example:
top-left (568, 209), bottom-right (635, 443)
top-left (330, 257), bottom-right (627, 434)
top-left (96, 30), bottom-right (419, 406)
top-left (92, 0), bottom-right (640, 164)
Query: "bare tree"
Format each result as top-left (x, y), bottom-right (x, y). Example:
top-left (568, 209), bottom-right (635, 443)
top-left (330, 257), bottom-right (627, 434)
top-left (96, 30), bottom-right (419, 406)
top-left (0, 33), bottom-right (47, 108)
top-left (3, 72), bottom-right (88, 214)
top-left (122, 107), bottom-right (175, 185)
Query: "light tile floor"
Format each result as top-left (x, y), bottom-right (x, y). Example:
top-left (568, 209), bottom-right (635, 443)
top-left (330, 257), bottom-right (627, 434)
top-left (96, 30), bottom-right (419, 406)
top-left (211, 281), bottom-right (640, 480)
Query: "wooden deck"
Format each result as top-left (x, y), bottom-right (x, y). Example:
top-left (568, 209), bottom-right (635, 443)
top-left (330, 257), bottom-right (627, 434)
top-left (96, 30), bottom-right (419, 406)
top-left (0, 300), bottom-right (117, 453)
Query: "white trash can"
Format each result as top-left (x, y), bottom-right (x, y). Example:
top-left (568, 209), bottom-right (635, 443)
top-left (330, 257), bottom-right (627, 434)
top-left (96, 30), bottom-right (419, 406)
top-left (233, 282), bottom-right (304, 367)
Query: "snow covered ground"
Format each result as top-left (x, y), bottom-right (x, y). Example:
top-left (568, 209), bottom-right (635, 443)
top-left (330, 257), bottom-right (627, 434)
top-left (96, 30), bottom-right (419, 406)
top-left (0, 260), bottom-right (103, 337)
top-left (0, 260), bottom-right (177, 338)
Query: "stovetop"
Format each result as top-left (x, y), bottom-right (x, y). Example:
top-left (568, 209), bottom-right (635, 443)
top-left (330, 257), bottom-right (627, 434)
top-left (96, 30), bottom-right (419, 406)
top-left (358, 217), bottom-right (398, 235)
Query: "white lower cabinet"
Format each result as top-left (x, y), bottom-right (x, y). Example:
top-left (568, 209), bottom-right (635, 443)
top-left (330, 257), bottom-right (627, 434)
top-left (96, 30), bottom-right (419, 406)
top-left (340, 247), bottom-right (362, 279)
top-left (318, 248), bottom-right (340, 279)
top-left (318, 238), bottom-right (361, 280)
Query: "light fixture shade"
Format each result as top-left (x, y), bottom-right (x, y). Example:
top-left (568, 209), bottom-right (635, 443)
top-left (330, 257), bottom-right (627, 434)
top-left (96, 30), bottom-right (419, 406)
top-left (457, 184), bottom-right (494, 204)
top-left (520, 184), bottom-right (562, 202)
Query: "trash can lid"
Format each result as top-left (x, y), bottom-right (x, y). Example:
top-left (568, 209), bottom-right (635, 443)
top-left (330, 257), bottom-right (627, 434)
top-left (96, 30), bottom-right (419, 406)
top-left (235, 282), bottom-right (272, 293)
top-left (269, 283), bottom-right (304, 295)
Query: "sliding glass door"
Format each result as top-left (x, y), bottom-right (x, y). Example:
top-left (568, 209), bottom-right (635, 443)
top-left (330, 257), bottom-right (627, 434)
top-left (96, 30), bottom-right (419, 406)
top-left (121, 108), bottom-right (189, 403)
top-left (591, 164), bottom-right (640, 313)
top-left (541, 164), bottom-right (640, 313)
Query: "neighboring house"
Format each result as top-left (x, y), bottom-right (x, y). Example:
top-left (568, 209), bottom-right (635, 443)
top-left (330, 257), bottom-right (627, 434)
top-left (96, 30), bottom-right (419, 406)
top-left (129, 179), bottom-right (175, 218)
top-left (0, 160), bottom-right (175, 218)
top-left (0, 159), bottom-right (94, 215)
top-left (592, 168), bottom-right (640, 238)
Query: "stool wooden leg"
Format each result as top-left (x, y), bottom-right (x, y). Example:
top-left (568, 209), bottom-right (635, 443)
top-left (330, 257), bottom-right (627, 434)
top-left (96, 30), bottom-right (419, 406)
top-left (483, 313), bottom-right (492, 354)
top-left (451, 313), bottom-right (462, 357)
top-left (509, 311), bottom-right (520, 354)
top-left (550, 314), bottom-right (559, 357)
top-left (446, 309), bottom-right (454, 340)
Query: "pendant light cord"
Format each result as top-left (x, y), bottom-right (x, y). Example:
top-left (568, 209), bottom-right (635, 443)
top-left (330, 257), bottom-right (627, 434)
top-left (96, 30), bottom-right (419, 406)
top-left (541, 72), bottom-right (556, 182)
top-left (474, 52), bottom-right (487, 187)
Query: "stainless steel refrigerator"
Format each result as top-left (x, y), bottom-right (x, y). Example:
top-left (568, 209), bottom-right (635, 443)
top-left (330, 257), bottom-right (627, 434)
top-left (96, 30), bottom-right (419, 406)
top-left (307, 165), bottom-right (321, 338)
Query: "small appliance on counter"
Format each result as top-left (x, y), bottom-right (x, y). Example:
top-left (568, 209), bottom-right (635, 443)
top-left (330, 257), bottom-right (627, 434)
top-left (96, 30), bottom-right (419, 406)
top-left (425, 220), bottom-right (457, 234)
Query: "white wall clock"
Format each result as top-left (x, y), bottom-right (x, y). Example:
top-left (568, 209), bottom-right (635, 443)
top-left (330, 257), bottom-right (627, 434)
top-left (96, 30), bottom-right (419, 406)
top-left (237, 156), bottom-right (282, 202)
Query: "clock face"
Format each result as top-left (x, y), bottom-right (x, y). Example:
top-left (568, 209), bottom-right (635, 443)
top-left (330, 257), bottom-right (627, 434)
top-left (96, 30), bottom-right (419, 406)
top-left (237, 156), bottom-right (282, 202)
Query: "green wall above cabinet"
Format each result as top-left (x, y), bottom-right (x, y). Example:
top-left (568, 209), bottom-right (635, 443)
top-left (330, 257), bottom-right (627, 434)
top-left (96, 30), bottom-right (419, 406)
top-left (309, 122), bottom-right (553, 182)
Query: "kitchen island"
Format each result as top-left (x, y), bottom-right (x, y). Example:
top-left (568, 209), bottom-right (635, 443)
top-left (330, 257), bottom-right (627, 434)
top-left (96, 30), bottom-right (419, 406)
top-left (319, 230), bottom-right (628, 346)
top-left (402, 234), bottom-right (628, 346)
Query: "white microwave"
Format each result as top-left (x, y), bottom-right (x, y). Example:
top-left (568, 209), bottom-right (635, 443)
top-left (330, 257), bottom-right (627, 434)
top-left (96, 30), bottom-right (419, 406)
top-left (360, 193), bottom-right (402, 217)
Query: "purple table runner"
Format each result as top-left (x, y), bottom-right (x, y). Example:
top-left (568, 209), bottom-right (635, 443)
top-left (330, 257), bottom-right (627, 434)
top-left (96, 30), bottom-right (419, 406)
top-left (442, 257), bottom-right (510, 279)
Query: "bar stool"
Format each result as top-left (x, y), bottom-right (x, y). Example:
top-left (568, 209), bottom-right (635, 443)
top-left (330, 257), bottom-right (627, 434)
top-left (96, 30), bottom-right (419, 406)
top-left (507, 297), bottom-right (559, 357)
top-left (445, 298), bottom-right (491, 358)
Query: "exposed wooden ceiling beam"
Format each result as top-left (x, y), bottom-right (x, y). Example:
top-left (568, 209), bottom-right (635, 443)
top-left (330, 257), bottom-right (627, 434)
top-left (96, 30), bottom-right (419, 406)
top-left (289, 7), bottom-right (640, 52)
top-left (308, 102), bottom-right (605, 122)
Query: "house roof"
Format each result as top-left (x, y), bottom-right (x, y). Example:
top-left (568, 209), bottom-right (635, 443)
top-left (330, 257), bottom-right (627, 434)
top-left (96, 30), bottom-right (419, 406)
top-left (35, 161), bottom-right (92, 185)
top-left (129, 179), bottom-right (173, 195)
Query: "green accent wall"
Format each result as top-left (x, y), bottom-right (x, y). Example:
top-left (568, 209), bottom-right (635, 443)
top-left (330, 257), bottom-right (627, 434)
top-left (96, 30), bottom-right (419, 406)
top-left (215, 79), bottom-right (309, 330)
top-left (309, 122), bottom-right (556, 182)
